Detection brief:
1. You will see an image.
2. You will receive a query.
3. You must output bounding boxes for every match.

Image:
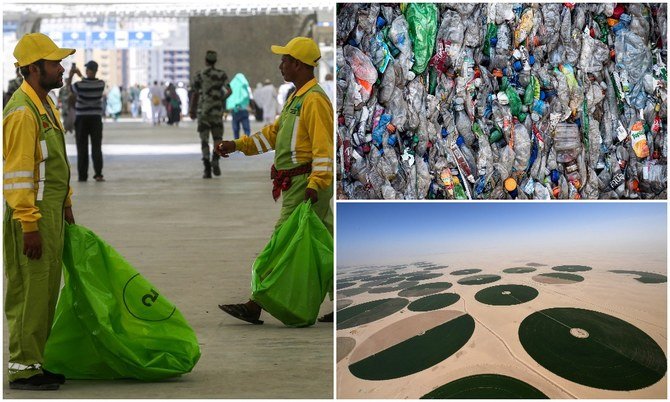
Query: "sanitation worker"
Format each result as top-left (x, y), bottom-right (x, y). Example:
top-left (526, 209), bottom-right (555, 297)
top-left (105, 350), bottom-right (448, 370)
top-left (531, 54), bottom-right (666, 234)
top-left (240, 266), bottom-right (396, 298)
top-left (3, 32), bottom-right (76, 390)
top-left (216, 37), bottom-right (333, 324)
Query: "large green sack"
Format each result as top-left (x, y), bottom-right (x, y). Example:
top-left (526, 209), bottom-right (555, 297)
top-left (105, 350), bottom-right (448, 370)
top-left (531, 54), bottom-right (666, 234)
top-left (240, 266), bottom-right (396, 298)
top-left (403, 3), bottom-right (438, 75)
top-left (251, 202), bottom-right (333, 327)
top-left (43, 224), bottom-right (200, 380)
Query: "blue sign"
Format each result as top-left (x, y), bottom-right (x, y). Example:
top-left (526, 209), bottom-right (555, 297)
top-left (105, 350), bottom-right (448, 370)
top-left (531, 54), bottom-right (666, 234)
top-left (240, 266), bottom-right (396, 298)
top-left (62, 31), bottom-right (87, 48)
top-left (90, 31), bottom-right (115, 49)
top-left (128, 31), bottom-right (152, 48)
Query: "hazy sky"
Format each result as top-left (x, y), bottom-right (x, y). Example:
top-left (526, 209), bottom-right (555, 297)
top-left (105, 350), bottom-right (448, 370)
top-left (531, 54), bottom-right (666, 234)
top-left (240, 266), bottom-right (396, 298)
top-left (337, 202), bottom-right (668, 267)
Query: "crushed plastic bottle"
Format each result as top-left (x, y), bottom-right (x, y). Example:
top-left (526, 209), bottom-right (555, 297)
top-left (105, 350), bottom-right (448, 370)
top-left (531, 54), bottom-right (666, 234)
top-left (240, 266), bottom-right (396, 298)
top-left (336, 3), bottom-right (667, 199)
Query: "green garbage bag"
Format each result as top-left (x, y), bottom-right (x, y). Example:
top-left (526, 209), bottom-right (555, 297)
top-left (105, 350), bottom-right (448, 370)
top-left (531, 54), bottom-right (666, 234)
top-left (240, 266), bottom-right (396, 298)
top-left (251, 202), bottom-right (333, 327)
top-left (403, 3), bottom-right (438, 75)
top-left (43, 224), bottom-right (200, 380)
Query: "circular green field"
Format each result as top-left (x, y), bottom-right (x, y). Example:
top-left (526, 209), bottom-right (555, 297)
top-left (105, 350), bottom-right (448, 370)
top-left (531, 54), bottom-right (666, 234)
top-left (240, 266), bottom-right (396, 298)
top-left (337, 281), bottom-right (357, 290)
top-left (534, 273), bottom-right (584, 283)
top-left (398, 282), bottom-right (453, 298)
top-left (609, 270), bottom-right (667, 284)
top-left (368, 281), bottom-right (420, 294)
top-left (519, 307), bottom-right (667, 390)
top-left (457, 274), bottom-right (501, 285)
top-left (526, 262), bottom-right (547, 267)
top-left (421, 374), bottom-right (548, 399)
top-left (338, 287), bottom-right (368, 297)
top-left (475, 285), bottom-right (538, 306)
top-left (377, 277), bottom-right (405, 286)
top-left (503, 267), bottom-right (537, 274)
top-left (348, 314), bottom-right (475, 380)
top-left (451, 269), bottom-right (482, 276)
top-left (552, 265), bottom-right (592, 272)
top-left (337, 298), bottom-right (409, 329)
top-left (408, 293), bottom-right (460, 312)
top-left (361, 274), bottom-right (396, 282)
top-left (405, 273), bottom-right (443, 281)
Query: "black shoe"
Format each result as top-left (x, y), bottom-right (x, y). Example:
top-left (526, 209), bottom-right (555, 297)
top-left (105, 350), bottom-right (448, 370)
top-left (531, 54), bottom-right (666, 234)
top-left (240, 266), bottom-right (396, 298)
top-left (43, 369), bottom-right (65, 384)
top-left (9, 374), bottom-right (60, 390)
top-left (212, 161), bottom-right (221, 176)
top-left (202, 158), bottom-right (212, 179)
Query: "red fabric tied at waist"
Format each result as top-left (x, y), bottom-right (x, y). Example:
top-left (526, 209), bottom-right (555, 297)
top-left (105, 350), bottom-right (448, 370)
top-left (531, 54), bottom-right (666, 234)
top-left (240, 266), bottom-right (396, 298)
top-left (270, 164), bottom-right (311, 201)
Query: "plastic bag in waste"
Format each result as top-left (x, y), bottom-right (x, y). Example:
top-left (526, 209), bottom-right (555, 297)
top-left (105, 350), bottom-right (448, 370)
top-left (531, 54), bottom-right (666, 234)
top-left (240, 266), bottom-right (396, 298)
top-left (43, 224), bottom-right (200, 380)
top-left (251, 202), bottom-right (333, 327)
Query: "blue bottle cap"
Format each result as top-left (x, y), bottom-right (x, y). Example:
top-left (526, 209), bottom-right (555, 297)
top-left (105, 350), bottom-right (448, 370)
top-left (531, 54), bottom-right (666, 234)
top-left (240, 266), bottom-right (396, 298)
top-left (529, 55), bottom-right (535, 65)
top-left (376, 16), bottom-right (386, 29)
top-left (490, 37), bottom-right (498, 47)
top-left (513, 60), bottom-right (523, 72)
top-left (441, 127), bottom-right (448, 138)
top-left (456, 135), bottom-right (465, 147)
top-left (540, 90), bottom-right (546, 100)
top-left (502, 67), bottom-right (508, 76)
top-left (551, 169), bottom-right (560, 183)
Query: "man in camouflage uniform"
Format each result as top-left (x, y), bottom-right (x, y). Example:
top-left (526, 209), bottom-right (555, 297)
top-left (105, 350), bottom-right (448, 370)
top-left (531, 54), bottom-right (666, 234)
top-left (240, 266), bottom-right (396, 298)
top-left (4, 68), bottom-right (23, 105)
top-left (189, 50), bottom-right (231, 179)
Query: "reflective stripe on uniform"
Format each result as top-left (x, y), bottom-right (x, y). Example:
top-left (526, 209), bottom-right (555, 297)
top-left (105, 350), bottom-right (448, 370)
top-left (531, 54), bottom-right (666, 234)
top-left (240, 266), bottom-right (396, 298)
top-left (259, 134), bottom-right (272, 151)
top-left (40, 140), bottom-right (49, 160)
top-left (36, 180), bottom-right (44, 201)
top-left (290, 116), bottom-right (300, 164)
top-left (313, 166), bottom-right (332, 172)
top-left (4, 182), bottom-right (34, 190)
top-left (251, 136), bottom-right (263, 154)
top-left (4, 105), bottom-right (26, 116)
top-left (312, 157), bottom-right (332, 164)
top-left (3, 171), bottom-right (34, 179)
top-left (7, 362), bottom-right (41, 372)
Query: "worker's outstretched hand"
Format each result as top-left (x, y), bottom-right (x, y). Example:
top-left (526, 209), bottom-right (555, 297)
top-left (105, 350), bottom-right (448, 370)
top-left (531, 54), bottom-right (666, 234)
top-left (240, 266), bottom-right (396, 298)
top-left (23, 231), bottom-right (42, 260)
top-left (304, 188), bottom-right (318, 204)
top-left (216, 141), bottom-right (236, 157)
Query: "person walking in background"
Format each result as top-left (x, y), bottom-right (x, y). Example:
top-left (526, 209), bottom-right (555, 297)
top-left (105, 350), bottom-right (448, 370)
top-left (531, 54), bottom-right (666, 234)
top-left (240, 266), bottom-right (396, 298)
top-left (149, 80), bottom-right (164, 125)
top-left (189, 50), bottom-right (231, 179)
top-left (253, 78), bottom-right (279, 124)
top-left (164, 82), bottom-right (181, 126)
top-left (3, 32), bottom-right (76, 391)
top-left (129, 84), bottom-right (141, 118)
top-left (276, 81), bottom-right (295, 109)
top-left (105, 85), bottom-right (122, 121)
top-left (70, 60), bottom-right (105, 182)
top-left (216, 37), bottom-right (334, 324)
top-left (226, 73), bottom-right (252, 139)
top-left (58, 74), bottom-right (75, 133)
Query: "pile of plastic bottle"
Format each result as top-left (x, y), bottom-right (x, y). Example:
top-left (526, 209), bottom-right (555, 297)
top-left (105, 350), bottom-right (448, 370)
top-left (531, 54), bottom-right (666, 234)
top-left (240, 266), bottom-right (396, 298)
top-left (336, 3), bottom-right (667, 199)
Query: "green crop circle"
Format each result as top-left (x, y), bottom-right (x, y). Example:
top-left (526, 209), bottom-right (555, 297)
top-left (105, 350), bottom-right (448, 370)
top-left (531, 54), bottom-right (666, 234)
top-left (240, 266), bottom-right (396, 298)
top-left (337, 298), bottom-right (409, 329)
top-left (475, 285), bottom-right (538, 306)
top-left (421, 374), bottom-right (548, 399)
top-left (349, 314), bottom-right (475, 380)
top-left (519, 307), bottom-right (667, 390)
top-left (408, 293), bottom-right (460, 312)
top-left (457, 274), bottom-right (501, 285)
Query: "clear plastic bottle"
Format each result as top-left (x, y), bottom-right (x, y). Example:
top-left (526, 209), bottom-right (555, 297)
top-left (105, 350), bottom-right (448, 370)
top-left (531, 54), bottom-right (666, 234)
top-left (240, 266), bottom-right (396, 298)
top-left (454, 98), bottom-right (475, 146)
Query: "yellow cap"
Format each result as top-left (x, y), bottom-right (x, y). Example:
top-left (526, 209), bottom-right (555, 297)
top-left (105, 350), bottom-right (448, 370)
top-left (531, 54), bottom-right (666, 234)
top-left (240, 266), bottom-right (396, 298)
top-left (13, 33), bottom-right (75, 68)
top-left (271, 37), bottom-right (320, 67)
